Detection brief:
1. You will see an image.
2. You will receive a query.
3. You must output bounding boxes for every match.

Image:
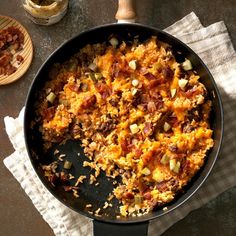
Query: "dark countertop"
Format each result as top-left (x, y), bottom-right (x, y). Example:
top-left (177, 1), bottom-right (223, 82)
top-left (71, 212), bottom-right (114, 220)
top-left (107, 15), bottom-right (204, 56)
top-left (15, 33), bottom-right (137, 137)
top-left (0, 0), bottom-right (235, 235)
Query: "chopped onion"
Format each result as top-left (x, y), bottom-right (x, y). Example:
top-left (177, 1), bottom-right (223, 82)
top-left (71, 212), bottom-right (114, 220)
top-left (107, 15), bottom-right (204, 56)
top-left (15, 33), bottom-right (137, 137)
top-left (163, 122), bottom-right (171, 132)
top-left (141, 167), bottom-right (151, 176)
top-left (88, 63), bottom-right (97, 71)
top-left (152, 169), bottom-right (164, 182)
top-left (160, 154), bottom-right (170, 165)
top-left (64, 160), bottom-right (72, 169)
top-left (131, 88), bottom-right (138, 96)
top-left (94, 73), bottom-right (103, 80)
top-left (173, 161), bottom-right (181, 173)
top-left (109, 37), bottom-right (119, 48)
top-left (170, 88), bottom-right (176, 98)
top-left (182, 59), bottom-right (193, 71)
top-left (130, 123), bottom-right (139, 134)
top-left (46, 92), bottom-right (56, 103)
top-left (169, 159), bottom-right (176, 171)
top-left (131, 79), bottom-right (139, 87)
top-left (129, 60), bottom-right (137, 70)
top-left (178, 79), bottom-right (188, 90)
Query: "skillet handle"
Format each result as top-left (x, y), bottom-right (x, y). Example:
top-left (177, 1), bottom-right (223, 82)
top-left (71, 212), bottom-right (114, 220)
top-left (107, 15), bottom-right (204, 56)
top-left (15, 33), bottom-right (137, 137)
top-left (93, 220), bottom-right (149, 236)
top-left (115, 0), bottom-right (136, 23)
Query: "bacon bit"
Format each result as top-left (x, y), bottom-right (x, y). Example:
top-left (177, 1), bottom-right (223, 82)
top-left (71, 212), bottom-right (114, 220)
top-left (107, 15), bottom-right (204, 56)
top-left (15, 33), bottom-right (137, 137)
top-left (120, 138), bottom-right (130, 154)
top-left (60, 172), bottom-right (69, 183)
top-left (109, 97), bottom-right (119, 106)
top-left (124, 192), bottom-right (134, 199)
top-left (148, 79), bottom-right (166, 91)
top-left (156, 180), bottom-right (169, 192)
top-left (81, 95), bottom-right (97, 109)
top-left (134, 147), bottom-right (142, 157)
top-left (139, 67), bottom-right (148, 75)
top-left (98, 119), bottom-right (116, 135)
top-left (68, 83), bottom-right (80, 93)
top-left (111, 62), bottom-right (119, 78)
top-left (168, 144), bottom-right (178, 153)
top-left (155, 100), bottom-right (164, 109)
top-left (0, 26), bottom-right (24, 75)
top-left (180, 160), bottom-right (190, 177)
top-left (0, 51), bottom-right (12, 66)
top-left (182, 122), bottom-right (194, 133)
top-left (131, 89), bottom-right (142, 107)
top-left (16, 54), bottom-right (24, 63)
top-left (147, 101), bottom-right (156, 112)
top-left (185, 86), bottom-right (200, 98)
top-left (134, 132), bottom-right (144, 141)
top-left (48, 174), bottom-right (58, 186)
top-left (167, 114), bottom-right (178, 127)
top-left (162, 66), bottom-right (174, 80)
top-left (41, 106), bottom-right (56, 121)
top-left (143, 122), bottom-right (153, 136)
top-left (4, 64), bottom-right (17, 75)
top-left (142, 151), bottom-right (153, 165)
top-left (143, 191), bottom-right (152, 200)
top-left (95, 82), bottom-right (111, 99)
top-left (144, 72), bottom-right (157, 81)
top-left (53, 81), bottom-right (64, 93)
top-left (111, 60), bottom-right (129, 79)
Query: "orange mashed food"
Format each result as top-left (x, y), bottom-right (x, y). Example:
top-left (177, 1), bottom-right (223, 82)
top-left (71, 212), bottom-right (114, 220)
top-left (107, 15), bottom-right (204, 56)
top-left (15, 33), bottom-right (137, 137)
top-left (36, 36), bottom-right (213, 216)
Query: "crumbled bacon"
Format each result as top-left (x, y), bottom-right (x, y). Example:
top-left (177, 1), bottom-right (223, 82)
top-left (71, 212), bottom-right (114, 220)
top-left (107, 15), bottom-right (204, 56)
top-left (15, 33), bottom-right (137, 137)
top-left (48, 174), bottom-right (58, 186)
top-left (185, 86), bottom-right (202, 98)
top-left (98, 119), bottom-right (116, 135)
top-left (156, 179), bottom-right (179, 192)
top-left (16, 54), bottom-right (24, 63)
top-left (134, 147), bottom-right (142, 157)
top-left (95, 82), bottom-right (111, 99)
top-left (81, 95), bottom-right (97, 109)
top-left (143, 122), bottom-right (154, 137)
top-left (124, 192), bottom-right (134, 199)
top-left (147, 101), bottom-right (156, 113)
top-left (162, 66), bottom-right (174, 80)
top-left (144, 72), bottom-right (157, 81)
top-left (139, 67), bottom-right (148, 75)
top-left (143, 191), bottom-right (152, 200)
top-left (0, 26), bottom-right (24, 76)
top-left (167, 114), bottom-right (178, 127)
top-left (168, 144), bottom-right (178, 153)
top-left (68, 83), bottom-right (80, 93)
top-left (41, 106), bottom-right (56, 121)
top-left (121, 137), bottom-right (133, 154)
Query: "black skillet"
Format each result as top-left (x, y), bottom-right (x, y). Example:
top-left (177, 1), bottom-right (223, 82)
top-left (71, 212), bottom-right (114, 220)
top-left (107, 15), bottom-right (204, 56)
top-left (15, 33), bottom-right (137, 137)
top-left (24, 0), bottom-right (224, 235)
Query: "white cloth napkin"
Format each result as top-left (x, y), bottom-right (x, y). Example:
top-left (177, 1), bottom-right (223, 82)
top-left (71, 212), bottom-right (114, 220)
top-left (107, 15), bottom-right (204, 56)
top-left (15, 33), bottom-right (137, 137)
top-left (3, 12), bottom-right (236, 236)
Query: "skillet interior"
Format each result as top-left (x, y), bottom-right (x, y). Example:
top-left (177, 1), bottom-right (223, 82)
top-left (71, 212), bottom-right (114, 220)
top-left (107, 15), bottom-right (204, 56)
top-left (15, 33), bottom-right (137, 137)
top-left (24, 23), bottom-right (223, 224)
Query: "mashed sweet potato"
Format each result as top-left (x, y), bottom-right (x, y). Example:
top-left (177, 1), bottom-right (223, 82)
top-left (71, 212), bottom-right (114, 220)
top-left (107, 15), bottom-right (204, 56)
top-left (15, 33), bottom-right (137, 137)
top-left (36, 36), bottom-right (213, 216)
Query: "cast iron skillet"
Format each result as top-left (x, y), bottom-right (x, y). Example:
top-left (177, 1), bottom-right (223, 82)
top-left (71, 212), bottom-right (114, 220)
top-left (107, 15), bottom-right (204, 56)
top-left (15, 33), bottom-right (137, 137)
top-left (24, 1), bottom-right (223, 235)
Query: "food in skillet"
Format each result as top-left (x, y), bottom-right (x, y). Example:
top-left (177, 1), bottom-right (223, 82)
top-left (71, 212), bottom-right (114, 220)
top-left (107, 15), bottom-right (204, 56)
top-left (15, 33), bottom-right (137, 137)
top-left (35, 36), bottom-right (213, 216)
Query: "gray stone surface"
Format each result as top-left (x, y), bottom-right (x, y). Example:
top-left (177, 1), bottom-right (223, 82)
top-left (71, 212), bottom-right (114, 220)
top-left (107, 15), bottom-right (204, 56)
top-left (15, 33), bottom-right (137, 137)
top-left (0, 0), bottom-right (235, 235)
